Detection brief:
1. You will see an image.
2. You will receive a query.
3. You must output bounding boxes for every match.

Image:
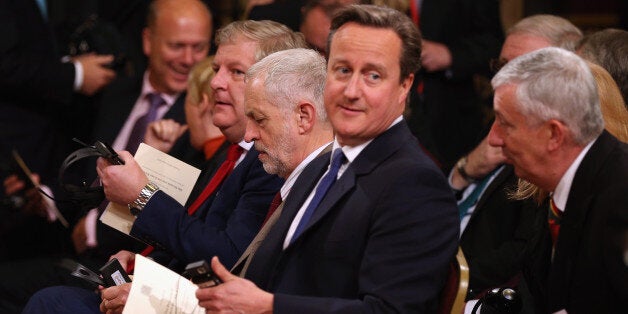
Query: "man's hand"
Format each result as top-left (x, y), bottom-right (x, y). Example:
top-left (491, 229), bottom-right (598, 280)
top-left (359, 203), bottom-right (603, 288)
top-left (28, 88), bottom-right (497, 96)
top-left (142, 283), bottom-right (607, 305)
top-left (144, 119), bottom-right (188, 153)
top-left (99, 282), bottom-right (132, 314)
top-left (421, 40), bottom-right (453, 72)
top-left (196, 257), bottom-right (273, 314)
top-left (3, 174), bottom-right (47, 217)
top-left (109, 250), bottom-right (136, 272)
top-left (451, 136), bottom-right (506, 190)
top-left (96, 151), bottom-right (148, 205)
top-left (73, 53), bottom-right (116, 96)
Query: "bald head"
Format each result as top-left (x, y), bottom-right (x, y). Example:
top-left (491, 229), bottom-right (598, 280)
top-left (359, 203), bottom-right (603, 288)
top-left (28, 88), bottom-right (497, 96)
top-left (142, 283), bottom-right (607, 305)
top-left (147, 0), bottom-right (212, 32)
top-left (143, 0), bottom-right (212, 94)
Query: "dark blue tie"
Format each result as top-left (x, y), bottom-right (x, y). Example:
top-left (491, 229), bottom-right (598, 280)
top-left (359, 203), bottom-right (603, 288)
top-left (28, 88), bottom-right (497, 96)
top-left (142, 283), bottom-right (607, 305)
top-left (126, 93), bottom-right (165, 153)
top-left (290, 148), bottom-right (345, 244)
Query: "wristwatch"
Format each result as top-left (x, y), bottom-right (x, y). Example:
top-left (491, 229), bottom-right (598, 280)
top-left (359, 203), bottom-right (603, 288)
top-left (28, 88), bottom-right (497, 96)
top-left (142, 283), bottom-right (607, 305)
top-left (456, 156), bottom-right (478, 184)
top-left (128, 181), bottom-right (159, 216)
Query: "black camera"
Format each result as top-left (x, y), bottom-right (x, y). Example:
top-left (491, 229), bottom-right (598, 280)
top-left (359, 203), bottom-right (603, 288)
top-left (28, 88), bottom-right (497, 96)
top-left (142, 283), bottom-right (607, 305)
top-left (472, 287), bottom-right (522, 314)
top-left (182, 260), bottom-right (222, 288)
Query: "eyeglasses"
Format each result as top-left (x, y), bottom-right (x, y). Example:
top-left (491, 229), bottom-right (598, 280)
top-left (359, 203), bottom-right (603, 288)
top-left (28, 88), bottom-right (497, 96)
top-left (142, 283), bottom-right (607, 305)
top-left (489, 57), bottom-right (508, 74)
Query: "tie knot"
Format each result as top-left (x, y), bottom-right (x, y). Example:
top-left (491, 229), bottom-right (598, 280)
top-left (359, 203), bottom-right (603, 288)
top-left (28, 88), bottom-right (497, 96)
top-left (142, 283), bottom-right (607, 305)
top-left (227, 144), bottom-right (244, 161)
top-left (147, 93), bottom-right (165, 109)
top-left (330, 148), bottom-right (345, 170)
top-left (549, 197), bottom-right (563, 220)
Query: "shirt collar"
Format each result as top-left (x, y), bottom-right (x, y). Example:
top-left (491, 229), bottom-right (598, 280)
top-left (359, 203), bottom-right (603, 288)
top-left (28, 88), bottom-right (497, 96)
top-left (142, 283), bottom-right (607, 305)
top-left (552, 138), bottom-right (596, 211)
top-left (332, 115), bottom-right (403, 163)
top-left (141, 71), bottom-right (179, 107)
top-left (280, 142), bottom-right (332, 199)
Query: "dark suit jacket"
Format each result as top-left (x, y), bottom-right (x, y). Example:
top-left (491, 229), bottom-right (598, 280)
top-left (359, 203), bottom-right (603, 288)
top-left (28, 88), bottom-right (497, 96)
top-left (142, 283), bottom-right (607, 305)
top-left (0, 0), bottom-right (81, 183)
top-left (130, 147), bottom-right (284, 272)
top-left (407, 0), bottom-right (504, 171)
top-left (460, 165), bottom-right (547, 299)
top-left (245, 122), bottom-right (460, 313)
top-left (524, 131), bottom-right (628, 313)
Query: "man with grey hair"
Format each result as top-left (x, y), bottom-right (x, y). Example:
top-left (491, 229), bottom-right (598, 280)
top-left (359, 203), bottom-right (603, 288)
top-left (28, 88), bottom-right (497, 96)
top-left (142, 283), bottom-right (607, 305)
top-left (231, 48), bottom-right (334, 276)
top-left (488, 47), bottom-right (628, 313)
top-left (495, 14), bottom-right (582, 70)
top-left (449, 14), bottom-right (583, 308)
top-left (577, 28), bottom-right (628, 107)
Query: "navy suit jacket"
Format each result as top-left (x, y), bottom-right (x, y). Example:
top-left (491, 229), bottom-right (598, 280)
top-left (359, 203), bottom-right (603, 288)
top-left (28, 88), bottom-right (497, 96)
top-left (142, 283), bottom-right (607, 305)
top-left (130, 147), bottom-right (284, 272)
top-left (246, 121), bottom-right (460, 313)
top-left (525, 131), bottom-right (628, 313)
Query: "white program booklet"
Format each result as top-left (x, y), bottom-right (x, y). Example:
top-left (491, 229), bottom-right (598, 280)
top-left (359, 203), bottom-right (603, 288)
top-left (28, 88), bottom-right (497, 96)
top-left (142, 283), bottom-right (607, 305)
top-left (123, 254), bottom-right (204, 314)
top-left (100, 143), bottom-right (201, 235)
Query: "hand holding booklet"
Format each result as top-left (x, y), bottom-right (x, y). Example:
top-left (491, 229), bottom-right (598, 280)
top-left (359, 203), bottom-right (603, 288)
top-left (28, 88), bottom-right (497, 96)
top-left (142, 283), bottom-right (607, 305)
top-left (123, 254), bottom-right (204, 314)
top-left (100, 143), bottom-right (200, 236)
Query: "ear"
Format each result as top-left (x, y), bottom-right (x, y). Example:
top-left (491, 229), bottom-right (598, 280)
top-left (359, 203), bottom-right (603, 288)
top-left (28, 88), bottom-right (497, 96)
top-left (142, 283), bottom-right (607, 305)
top-left (547, 119), bottom-right (567, 151)
top-left (142, 28), bottom-right (151, 56)
top-left (296, 102), bottom-right (316, 135)
top-left (398, 73), bottom-right (414, 105)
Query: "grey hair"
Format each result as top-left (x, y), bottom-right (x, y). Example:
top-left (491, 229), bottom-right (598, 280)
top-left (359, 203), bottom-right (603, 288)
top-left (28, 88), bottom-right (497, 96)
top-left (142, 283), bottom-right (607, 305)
top-left (492, 47), bottom-right (604, 144)
top-left (246, 48), bottom-right (328, 122)
top-left (508, 14), bottom-right (582, 51)
top-left (215, 20), bottom-right (308, 62)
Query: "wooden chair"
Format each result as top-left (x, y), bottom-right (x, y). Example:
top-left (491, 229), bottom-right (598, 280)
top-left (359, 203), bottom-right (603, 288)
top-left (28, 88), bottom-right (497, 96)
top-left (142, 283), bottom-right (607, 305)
top-left (438, 247), bottom-right (470, 314)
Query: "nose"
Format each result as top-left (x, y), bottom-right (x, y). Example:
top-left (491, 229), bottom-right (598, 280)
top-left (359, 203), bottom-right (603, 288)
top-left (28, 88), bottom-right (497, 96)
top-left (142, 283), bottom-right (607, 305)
top-left (210, 68), bottom-right (227, 91)
top-left (487, 122), bottom-right (504, 147)
top-left (343, 74), bottom-right (361, 100)
top-left (243, 119), bottom-right (259, 143)
top-left (182, 47), bottom-right (195, 66)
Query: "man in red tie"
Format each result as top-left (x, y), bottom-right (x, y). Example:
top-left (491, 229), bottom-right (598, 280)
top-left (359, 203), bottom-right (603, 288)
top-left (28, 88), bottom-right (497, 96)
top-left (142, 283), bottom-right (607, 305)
top-left (487, 47), bottom-right (628, 313)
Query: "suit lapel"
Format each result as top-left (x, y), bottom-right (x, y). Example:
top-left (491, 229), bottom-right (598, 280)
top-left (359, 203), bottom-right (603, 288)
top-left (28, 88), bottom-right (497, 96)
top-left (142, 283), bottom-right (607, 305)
top-left (548, 131), bottom-right (616, 308)
top-left (245, 151), bottom-right (330, 287)
top-left (285, 122), bottom-right (413, 248)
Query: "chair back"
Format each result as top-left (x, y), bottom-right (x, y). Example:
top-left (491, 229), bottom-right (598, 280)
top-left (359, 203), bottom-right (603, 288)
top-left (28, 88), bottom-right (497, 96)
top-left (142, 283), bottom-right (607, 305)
top-left (438, 247), bottom-right (469, 314)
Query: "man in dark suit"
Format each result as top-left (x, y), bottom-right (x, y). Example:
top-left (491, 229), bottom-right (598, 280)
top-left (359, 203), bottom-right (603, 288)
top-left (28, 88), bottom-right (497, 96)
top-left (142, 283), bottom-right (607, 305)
top-left (0, 0), bottom-right (117, 194)
top-left (196, 5), bottom-right (459, 313)
top-left (0, 0), bottom-right (117, 261)
top-left (488, 47), bottom-right (628, 313)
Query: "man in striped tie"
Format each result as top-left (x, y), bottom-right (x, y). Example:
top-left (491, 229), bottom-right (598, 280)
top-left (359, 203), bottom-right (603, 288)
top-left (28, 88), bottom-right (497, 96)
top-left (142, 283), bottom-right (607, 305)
top-left (487, 47), bottom-right (628, 313)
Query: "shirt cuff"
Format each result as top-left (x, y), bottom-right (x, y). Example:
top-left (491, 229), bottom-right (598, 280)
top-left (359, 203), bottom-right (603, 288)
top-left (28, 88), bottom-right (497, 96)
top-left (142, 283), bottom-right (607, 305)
top-left (85, 208), bottom-right (99, 248)
top-left (72, 60), bottom-right (84, 91)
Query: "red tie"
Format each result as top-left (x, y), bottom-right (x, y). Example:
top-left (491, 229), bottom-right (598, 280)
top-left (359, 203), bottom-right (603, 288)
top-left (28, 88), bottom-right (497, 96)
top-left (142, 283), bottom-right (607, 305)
top-left (261, 192), bottom-right (282, 226)
top-left (409, 0), bottom-right (420, 27)
top-left (133, 144), bottom-right (243, 269)
top-left (548, 198), bottom-right (563, 245)
top-left (186, 144), bottom-right (243, 215)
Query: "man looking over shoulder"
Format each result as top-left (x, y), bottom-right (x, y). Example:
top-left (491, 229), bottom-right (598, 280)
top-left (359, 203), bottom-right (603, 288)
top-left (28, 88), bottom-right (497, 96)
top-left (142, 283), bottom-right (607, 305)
top-left (197, 4), bottom-right (459, 313)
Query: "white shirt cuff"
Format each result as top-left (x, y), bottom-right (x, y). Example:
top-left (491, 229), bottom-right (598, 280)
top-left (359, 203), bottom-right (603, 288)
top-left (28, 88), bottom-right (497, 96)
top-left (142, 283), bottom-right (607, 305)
top-left (85, 208), bottom-right (99, 248)
top-left (72, 60), bottom-right (84, 91)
